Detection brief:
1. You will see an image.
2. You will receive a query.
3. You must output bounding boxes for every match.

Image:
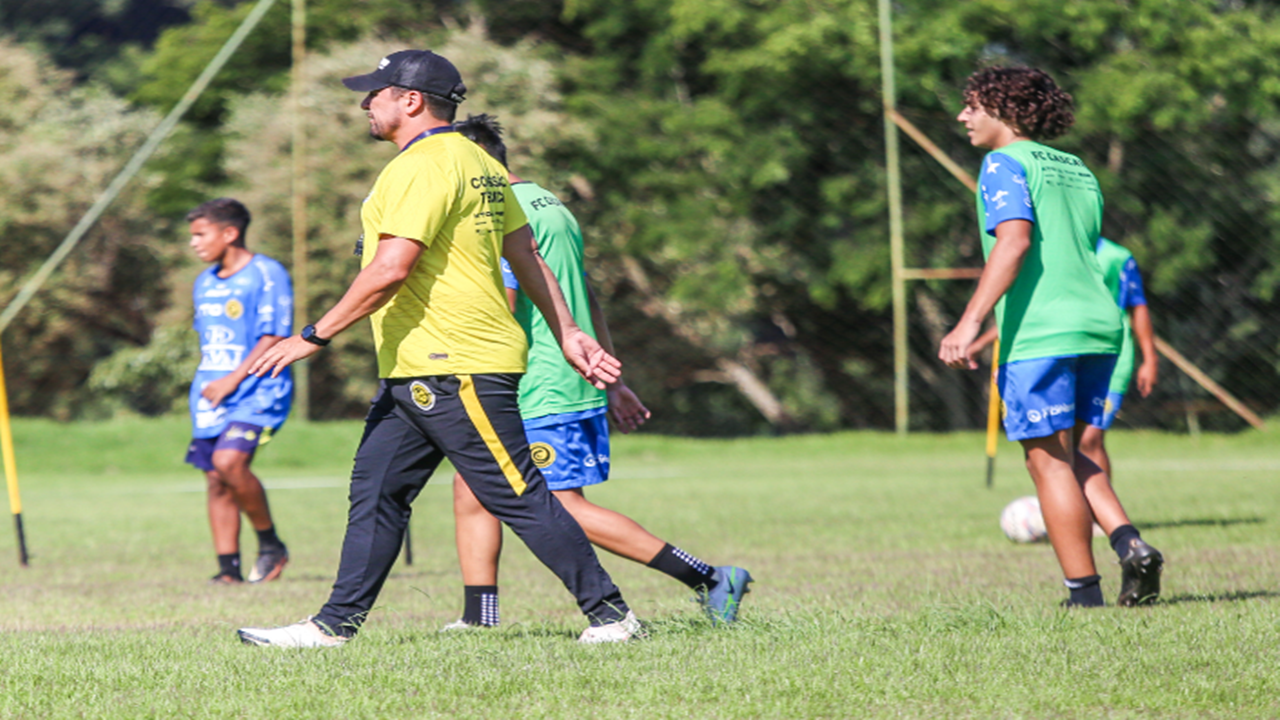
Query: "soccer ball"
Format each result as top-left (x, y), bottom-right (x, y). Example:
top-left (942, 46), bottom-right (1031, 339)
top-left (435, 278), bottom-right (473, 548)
top-left (1000, 496), bottom-right (1048, 543)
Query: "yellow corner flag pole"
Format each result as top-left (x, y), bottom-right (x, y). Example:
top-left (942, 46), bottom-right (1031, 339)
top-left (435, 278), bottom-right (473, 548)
top-left (984, 339), bottom-right (1001, 488)
top-left (0, 339), bottom-right (29, 566)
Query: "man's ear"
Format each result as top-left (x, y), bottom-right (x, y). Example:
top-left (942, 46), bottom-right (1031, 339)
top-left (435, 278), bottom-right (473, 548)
top-left (402, 89), bottom-right (426, 116)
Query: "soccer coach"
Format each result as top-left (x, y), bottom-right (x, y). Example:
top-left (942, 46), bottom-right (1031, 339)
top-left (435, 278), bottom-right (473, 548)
top-left (237, 50), bottom-right (640, 646)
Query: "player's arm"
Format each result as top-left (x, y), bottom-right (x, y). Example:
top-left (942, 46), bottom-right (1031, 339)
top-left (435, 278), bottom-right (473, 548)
top-left (966, 326), bottom-right (1000, 361)
top-left (1130, 304), bottom-right (1158, 397)
top-left (202, 334), bottom-right (286, 407)
top-left (502, 224), bottom-right (620, 389)
top-left (939, 219), bottom-right (1031, 370)
top-left (250, 235), bottom-right (423, 377)
top-left (586, 280), bottom-right (650, 433)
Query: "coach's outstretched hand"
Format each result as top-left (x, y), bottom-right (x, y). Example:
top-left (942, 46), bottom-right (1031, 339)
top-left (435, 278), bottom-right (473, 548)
top-left (561, 328), bottom-right (622, 389)
top-left (607, 382), bottom-right (650, 434)
top-left (250, 336), bottom-right (323, 378)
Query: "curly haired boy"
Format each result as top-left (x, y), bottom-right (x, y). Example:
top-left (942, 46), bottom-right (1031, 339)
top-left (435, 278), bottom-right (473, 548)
top-left (939, 67), bottom-right (1164, 608)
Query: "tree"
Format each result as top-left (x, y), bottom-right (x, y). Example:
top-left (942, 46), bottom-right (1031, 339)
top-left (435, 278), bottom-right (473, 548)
top-left (0, 41), bottom-right (184, 418)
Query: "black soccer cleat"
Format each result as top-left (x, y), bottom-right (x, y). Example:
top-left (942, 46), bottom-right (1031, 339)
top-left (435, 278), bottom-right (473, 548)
top-left (248, 545), bottom-right (289, 583)
top-left (1117, 538), bottom-right (1163, 607)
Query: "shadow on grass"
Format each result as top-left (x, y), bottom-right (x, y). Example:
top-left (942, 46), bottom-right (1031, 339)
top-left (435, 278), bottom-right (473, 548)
top-left (1159, 590), bottom-right (1280, 605)
top-left (1138, 516), bottom-right (1264, 530)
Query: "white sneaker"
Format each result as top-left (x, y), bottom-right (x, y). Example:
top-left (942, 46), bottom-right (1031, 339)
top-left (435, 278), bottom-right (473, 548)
top-left (578, 610), bottom-right (643, 644)
top-left (237, 617), bottom-right (347, 648)
top-left (440, 619), bottom-right (488, 632)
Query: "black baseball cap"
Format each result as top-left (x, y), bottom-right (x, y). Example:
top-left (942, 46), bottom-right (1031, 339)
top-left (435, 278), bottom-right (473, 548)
top-left (342, 50), bottom-right (466, 104)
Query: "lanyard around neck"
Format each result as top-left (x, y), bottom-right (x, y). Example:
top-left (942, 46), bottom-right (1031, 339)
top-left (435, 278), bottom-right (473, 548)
top-left (401, 125), bottom-right (456, 153)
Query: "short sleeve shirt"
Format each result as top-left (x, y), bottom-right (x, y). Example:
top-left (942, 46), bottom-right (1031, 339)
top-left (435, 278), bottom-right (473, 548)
top-left (1095, 237), bottom-right (1148, 393)
top-left (189, 254), bottom-right (293, 437)
top-left (360, 131), bottom-right (530, 377)
top-left (976, 141), bottom-right (1122, 364)
top-left (504, 182), bottom-right (607, 421)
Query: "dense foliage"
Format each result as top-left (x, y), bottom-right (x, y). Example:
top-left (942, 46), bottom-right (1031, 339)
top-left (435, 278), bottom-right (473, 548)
top-left (1, 0), bottom-right (1277, 432)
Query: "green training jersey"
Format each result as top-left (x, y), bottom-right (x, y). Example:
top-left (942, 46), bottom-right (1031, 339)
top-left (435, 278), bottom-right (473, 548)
top-left (1095, 237), bottom-right (1143, 394)
top-left (510, 182), bottom-right (607, 420)
top-left (975, 140), bottom-right (1123, 364)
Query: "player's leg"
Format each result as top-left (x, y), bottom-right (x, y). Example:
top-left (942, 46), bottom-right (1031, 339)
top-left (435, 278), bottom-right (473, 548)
top-left (1022, 429), bottom-right (1097, 576)
top-left (187, 437), bottom-right (243, 583)
top-left (425, 374), bottom-right (633, 636)
top-left (307, 384), bottom-right (442, 639)
top-left (449, 473), bottom-right (502, 628)
top-left (539, 411), bottom-right (750, 623)
top-left (210, 424), bottom-right (287, 583)
top-left (242, 384), bottom-right (443, 646)
top-left (1077, 387), bottom-right (1124, 481)
top-left (205, 470), bottom-right (244, 582)
top-left (1074, 356), bottom-right (1162, 606)
top-left (1003, 357), bottom-right (1102, 606)
top-left (554, 487), bottom-right (751, 624)
top-left (553, 488), bottom-right (663, 562)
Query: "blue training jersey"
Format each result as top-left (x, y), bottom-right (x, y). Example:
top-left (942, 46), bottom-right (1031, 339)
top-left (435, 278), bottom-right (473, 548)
top-left (189, 255), bottom-right (294, 438)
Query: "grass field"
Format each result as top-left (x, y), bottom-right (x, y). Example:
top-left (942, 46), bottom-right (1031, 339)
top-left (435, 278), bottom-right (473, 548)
top-left (0, 418), bottom-right (1278, 718)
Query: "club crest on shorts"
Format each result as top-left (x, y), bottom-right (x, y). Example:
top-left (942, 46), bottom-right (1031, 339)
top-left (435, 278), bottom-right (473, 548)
top-left (529, 442), bottom-right (556, 469)
top-left (224, 299), bottom-right (244, 320)
top-left (409, 380), bottom-right (435, 412)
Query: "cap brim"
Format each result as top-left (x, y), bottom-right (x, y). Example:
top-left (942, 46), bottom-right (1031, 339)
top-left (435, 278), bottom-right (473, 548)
top-left (341, 73), bottom-right (387, 92)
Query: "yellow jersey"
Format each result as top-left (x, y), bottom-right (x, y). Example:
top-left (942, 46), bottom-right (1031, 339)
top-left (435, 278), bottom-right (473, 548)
top-left (360, 131), bottom-right (530, 377)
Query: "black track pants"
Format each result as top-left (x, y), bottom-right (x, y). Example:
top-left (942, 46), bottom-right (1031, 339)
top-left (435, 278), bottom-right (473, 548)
top-left (313, 375), bottom-right (628, 636)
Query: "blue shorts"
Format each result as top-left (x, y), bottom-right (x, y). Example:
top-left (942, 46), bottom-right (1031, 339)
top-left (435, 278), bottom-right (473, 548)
top-left (524, 409), bottom-right (610, 491)
top-left (185, 422), bottom-right (272, 472)
top-left (997, 354), bottom-right (1117, 441)
top-left (1095, 391), bottom-right (1125, 430)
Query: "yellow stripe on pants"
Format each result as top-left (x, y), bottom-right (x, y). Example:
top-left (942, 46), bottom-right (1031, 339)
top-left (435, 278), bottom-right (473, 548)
top-left (458, 375), bottom-right (527, 496)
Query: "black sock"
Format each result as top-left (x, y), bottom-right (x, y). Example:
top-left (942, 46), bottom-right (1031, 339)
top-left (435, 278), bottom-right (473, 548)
top-left (462, 585), bottom-right (499, 627)
top-left (1064, 575), bottom-right (1104, 607)
top-left (256, 526), bottom-right (285, 554)
top-left (217, 553), bottom-right (242, 579)
top-left (1109, 524), bottom-right (1141, 560)
top-left (646, 543), bottom-right (717, 590)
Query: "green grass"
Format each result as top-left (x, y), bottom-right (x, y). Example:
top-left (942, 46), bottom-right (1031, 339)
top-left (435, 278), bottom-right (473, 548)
top-left (1, 418), bottom-right (1278, 718)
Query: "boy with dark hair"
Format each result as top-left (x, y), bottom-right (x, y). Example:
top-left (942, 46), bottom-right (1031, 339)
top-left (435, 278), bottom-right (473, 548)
top-left (940, 67), bottom-right (1163, 607)
top-left (446, 114), bottom-right (752, 629)
top-left (185, 197), bottom-right (293, 584)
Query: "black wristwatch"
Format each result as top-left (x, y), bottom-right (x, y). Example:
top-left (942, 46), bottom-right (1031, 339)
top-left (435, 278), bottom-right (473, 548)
top-left (300, 324), bottom-right (331, 346)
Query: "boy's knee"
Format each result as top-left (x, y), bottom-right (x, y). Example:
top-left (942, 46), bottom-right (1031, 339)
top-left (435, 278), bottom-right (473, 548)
top-left (210, 450), bottom-right (250, 479)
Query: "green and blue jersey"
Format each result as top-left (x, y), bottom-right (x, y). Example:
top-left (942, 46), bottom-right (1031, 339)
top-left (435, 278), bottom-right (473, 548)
top-left (977, 141), bottom-right (1123, 365)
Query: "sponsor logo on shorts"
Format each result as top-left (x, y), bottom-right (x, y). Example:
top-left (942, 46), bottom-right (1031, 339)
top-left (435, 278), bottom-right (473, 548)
top-left (224, 425), bottom-right (259, 443)
top-left (530, 442), bottom-right (556, 468)
top-left (225, 299), bottom-right (244, 320)
top-left (409, 381), bottom-right (435, 412)
top-left (1026, 402), bottom-right (1073, 424)
top-left (583, 453), bottom-right (609, 468)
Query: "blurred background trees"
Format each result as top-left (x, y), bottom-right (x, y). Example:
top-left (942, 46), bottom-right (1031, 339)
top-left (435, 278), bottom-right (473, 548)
top-left (1, 0), bottom-right (1277, 433)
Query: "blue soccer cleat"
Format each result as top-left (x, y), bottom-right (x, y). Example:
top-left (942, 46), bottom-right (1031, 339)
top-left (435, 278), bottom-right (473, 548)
top-left (700, 566), bottom-right (753, 625)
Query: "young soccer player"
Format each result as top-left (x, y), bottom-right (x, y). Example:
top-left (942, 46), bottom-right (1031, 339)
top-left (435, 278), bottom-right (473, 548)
top-left (940, 67), bottom-right (1163, 607)
top-left (970, 237), bottom-right (1160, 479)
top-left (445, 114), bottom-right (752, 630)
top-left (186, 198), bottom-right (292, 584)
